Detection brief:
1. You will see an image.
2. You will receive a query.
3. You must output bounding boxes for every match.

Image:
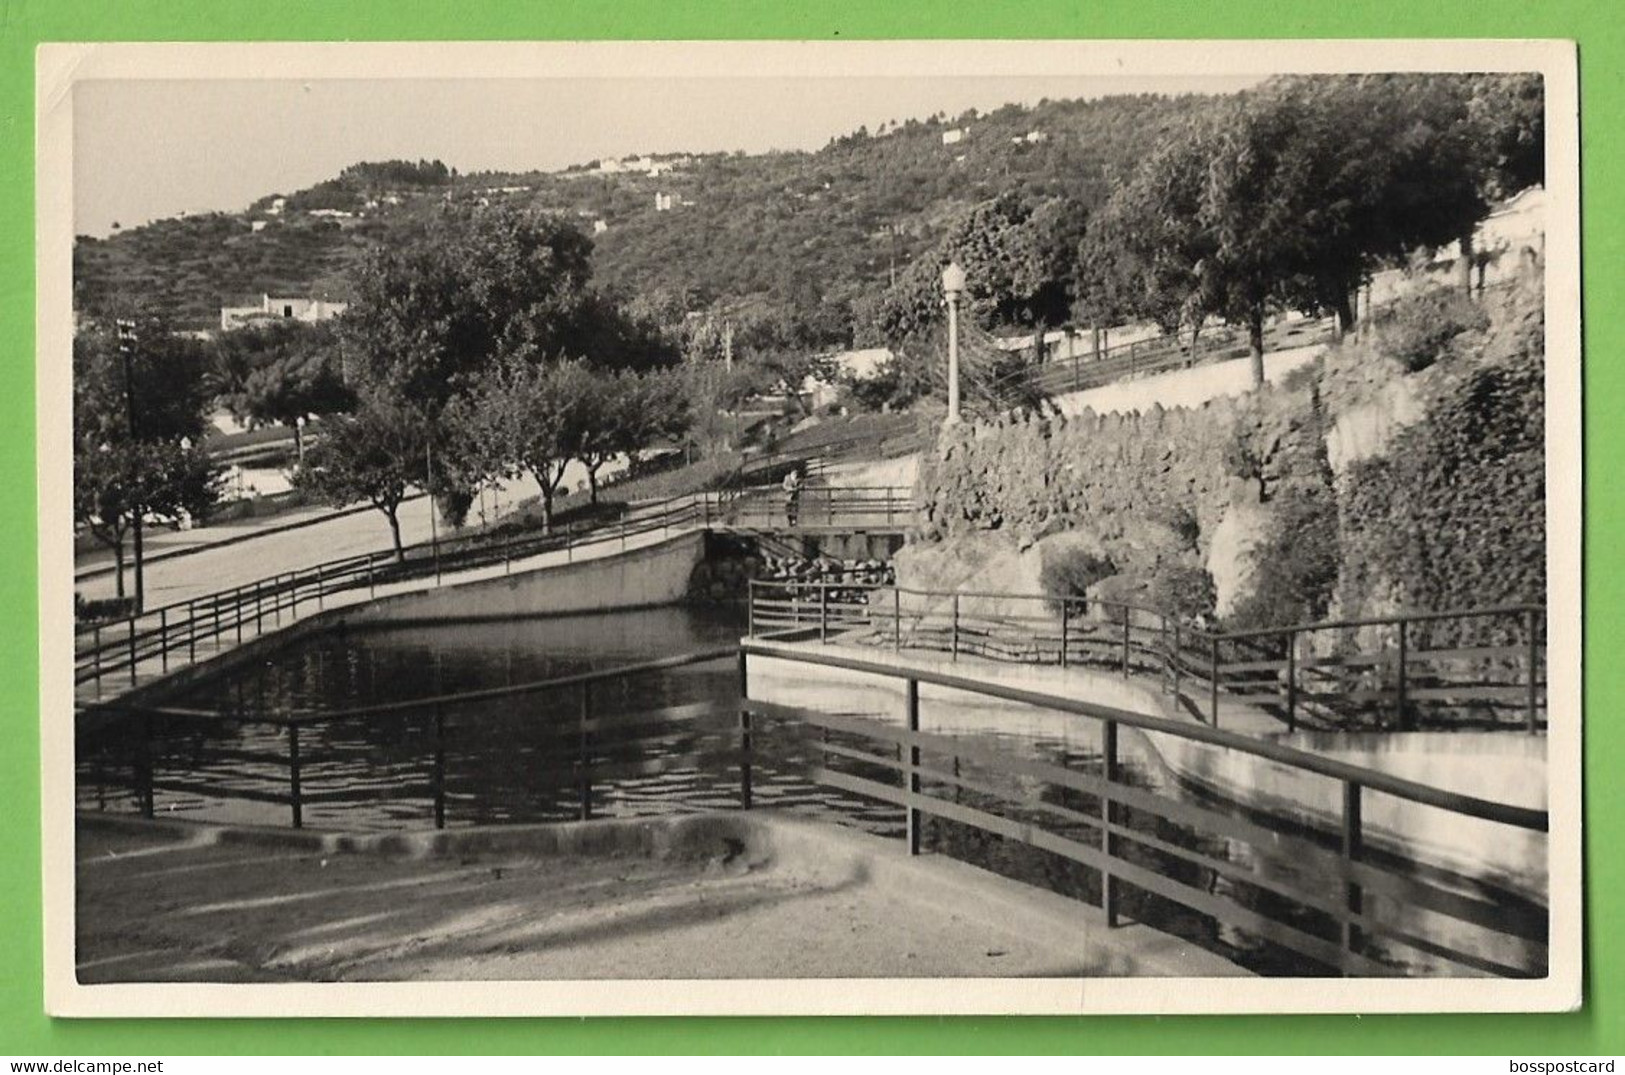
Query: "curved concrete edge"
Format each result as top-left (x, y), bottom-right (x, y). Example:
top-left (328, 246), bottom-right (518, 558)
top-left (744, 639), bottom-right (1546, 900)
top-left (335, 529), bottom-right (707, 625)
top-left (75, 809), bottom-right (1247, 979)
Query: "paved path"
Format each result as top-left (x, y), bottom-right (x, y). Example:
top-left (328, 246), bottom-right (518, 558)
top-left (74, 483), bottom-right (532, 607)
top-left (75, 811), bottom-right (1242, 990)
top-left (76, 521), bottom-right (689, 706)
top-left (1052, 343), bottom-right (1325, 417)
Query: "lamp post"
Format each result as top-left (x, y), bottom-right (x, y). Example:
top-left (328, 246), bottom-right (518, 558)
top-left (941, 262), bottom-right (966, 426)
top-left (115, 318), bottom-right (145, 614)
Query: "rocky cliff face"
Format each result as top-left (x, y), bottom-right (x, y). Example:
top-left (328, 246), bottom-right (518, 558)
top-left (904, 277), bottom-right (1545, 644)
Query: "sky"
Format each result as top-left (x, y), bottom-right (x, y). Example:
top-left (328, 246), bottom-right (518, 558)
top-left (72, 74), bottom-right (1260, 237)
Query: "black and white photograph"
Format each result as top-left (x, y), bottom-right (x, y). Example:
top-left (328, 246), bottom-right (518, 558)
top-left (37, 40), bottom-right (1582, 1016)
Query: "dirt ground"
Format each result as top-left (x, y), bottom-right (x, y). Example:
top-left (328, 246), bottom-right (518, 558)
top-left (76, 813), bottom-right (1241, 982)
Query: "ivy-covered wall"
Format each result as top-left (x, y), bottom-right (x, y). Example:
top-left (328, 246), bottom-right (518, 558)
top-left (908, 279), bottom-right (1545, 637)
top-left (1333, 292), bottom-right (1545, 638)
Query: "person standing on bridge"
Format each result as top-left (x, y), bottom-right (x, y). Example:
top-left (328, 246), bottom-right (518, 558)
top-left (782, 466), bottom-right (805, 527)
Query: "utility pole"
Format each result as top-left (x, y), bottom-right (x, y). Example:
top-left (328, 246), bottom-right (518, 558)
top-left (426, 440), bottom-right (441, 583)
top-left (116, 319), bottom-right (145, 614)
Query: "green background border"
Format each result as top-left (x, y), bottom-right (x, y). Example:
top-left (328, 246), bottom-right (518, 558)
top-left (2, 0), bottom-right (1615, 1055)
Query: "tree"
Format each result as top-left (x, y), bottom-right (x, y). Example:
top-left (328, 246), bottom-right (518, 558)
top-left (75, 441), bottom-right (217, 600)
top-left (214, 320), bottom-right (355, 457)
top-left (294, 401), bottom-right (426, 561)
top-left (73, 318), bottom-right (218, 600)
top-left (566, 365), bottom-right (691, 504)
top-left (1105, 76), bottom-right (1495, 386)
top-left (1076, 114), bottom-right (1218, 351)
top-left (340, 204), bottom-right (597, 420)
top-left (1463, 74), bottom-right (1545, 202)
top-left (854, 192), bottom-right (1087, 351)
top-left (446, 356), bottom-right (581, 533)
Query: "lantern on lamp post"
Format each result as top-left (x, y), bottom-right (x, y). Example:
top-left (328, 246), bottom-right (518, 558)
top-left (941, 262), bottom-right (967, 426)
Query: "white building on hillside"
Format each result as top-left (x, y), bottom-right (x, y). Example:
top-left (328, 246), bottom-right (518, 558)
top-left (220, 294), bottom-right (349, 332)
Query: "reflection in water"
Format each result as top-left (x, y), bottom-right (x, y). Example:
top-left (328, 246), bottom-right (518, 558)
top-left (77, 606), bottom-right (1537, 977)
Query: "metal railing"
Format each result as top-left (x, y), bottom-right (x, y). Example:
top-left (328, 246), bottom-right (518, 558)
top-left (747, 580), bottom-right (1546, 733)
top-left (74, 486), bottom-right (920, 697)
top-left (77, 639), bottom-right (1548, 976)
top-left (74, 493), bottom-right (711, 695)
top-left (737, 641), bottom-right (1548, 978)
top-left (78, 647), bottom-right (740, 831)
top-left (986, 316), bottom-right (1341, 405)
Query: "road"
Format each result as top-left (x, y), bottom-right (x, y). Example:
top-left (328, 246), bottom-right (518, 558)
top-left (74, 480), bottom-right (534, 608)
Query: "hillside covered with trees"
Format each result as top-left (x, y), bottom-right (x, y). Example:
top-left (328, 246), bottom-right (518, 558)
top-left (72, 93), bottom-right (1222, 337)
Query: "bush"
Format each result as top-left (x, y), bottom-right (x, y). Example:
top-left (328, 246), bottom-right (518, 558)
top-left (1148, 564), bottom-right (1217, 621)
top-left (1039, 546), bottom-right (1116, 603)
top-left (75, 594), bottom-right (138, 625)
top-left (1372, 285), bottom-right (1491, 373)
top-left (1226, 484), bottom-right (1340, 633)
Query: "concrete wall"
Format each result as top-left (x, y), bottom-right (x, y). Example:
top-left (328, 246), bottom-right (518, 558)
top-left (341, 531), bottom-right (708, 625)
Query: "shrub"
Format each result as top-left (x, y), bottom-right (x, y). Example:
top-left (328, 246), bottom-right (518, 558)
top-left (1039, 546), bottom-right (1116, 603)
top-left (1150, 503), bottom-right (1201, 550)
top-left (1371, 285), bottom-right (1491, 373)
top-left (1223, 425), bottom-right (1268, 500)
top-left (1225, 483), bottom-right (1340, 633)
top-left (1148, 564), bottom-right (1217, 621)
top-left (75, 594), bottom-right (138, 625)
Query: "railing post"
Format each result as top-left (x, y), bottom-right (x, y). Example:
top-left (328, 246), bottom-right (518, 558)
top-left (434, 703), bottom-right (447, 829)
top-left (737, 649), bottom-right (753, 810)
top-left (893, 587), bottom-right (902, 652)
top-left (1172, 622), bottom-right (1182, 704)
top-left (255, 582), bottom-right (264, 633)
top-left (290, 573), bottom-right (299, 618)
top-left (1059, 600), bottom-right (1069, 668)
top-left (1121, 609), bottom-right (1131, 678)
top-left (367, 560), bottom-right (376, 598)
top-left (1285, 632), bottom-right (1297, 733)
top-left (187, 601), bottom-right (197, 664)
top-left (905, 678), bottom-right (921, 855)
top-left (316, 564), bottom-right (324, 610)
top-left (1102, 719), bottom-right (1120, 927)
top-left (1395, 620), bottom-right (1408, 731)
top-left (1526, 607), bottom-right (1540, 734)
top-left (139, 709), bottom-right (155, 819)
top-left (1342, 781), bottom-right (1364, 971)
top-left (1210, 635), bottom-right (1220, 728)
top-left (819, 582), bottom-right (828, 643)
top-left (127, 616), bottom-right (138, 687)
top-left (951, 594), bottom-right (960, 660)
top-left (288, 722), bottom-right (303, 829)
top-left (92, 623), bottom-right (102, 687)
top-left (159, 608), bottom-right (169, 673)
top-left (578, 682), bottom-right (592, 821)
top-left (274, 576), bottom-right (283, 626)
top-left (235, 589), bottom-right (244, 643)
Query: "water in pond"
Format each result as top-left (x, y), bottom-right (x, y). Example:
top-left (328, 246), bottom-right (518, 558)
top-left (76, 604), bottom-right (1539, 978)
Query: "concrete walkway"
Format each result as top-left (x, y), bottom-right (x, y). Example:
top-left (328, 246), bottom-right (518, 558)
top-left (76, 810), bottom-right (1243, 988)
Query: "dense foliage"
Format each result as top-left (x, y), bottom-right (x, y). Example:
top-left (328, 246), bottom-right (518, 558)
top-left (72, 318), bottom-right (218, 596)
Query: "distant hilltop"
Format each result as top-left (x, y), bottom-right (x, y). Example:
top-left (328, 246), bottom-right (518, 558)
top-left (71, 92), bottom-right (1220, 335)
